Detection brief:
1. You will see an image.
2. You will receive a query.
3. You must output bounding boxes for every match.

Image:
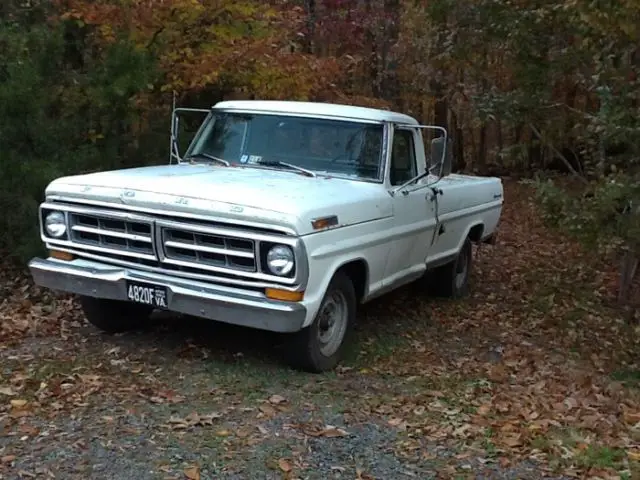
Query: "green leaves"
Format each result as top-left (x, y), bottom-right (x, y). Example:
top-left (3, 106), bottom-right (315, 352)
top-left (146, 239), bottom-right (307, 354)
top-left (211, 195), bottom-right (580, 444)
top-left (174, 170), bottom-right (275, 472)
top-left (532, 173), bottom-right (640, 254)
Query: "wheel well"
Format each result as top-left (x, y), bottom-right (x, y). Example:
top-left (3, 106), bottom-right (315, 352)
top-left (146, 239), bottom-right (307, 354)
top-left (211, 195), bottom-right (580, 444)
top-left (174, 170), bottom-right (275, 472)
top-left (337, 259), bottom-right (368, 303)
top-left (468, 224), bottom-right (484, 243)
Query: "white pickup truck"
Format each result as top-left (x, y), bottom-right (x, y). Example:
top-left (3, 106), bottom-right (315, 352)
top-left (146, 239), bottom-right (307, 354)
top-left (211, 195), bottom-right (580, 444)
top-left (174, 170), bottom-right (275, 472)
top-left (29, 100), bottom-right (503, 372)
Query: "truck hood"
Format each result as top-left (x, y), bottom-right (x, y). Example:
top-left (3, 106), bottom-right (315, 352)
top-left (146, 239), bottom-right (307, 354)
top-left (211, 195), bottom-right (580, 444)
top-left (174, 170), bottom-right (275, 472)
top-left (45, 164), bottom-right (392, 235)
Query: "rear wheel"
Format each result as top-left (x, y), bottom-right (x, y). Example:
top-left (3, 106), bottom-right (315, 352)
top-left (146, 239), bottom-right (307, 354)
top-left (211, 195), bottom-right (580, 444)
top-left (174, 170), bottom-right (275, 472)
top-left (79, 296), bottom-right (153, 333)
top-left (429, 237), bottom-right (472, 298)
top-left (286, 271), bottom-right (355, 373)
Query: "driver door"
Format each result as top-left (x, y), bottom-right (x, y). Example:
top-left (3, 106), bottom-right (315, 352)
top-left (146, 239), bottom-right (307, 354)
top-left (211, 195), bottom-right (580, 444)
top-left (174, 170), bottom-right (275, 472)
top-left (383, 127), bottom-right (437, 286)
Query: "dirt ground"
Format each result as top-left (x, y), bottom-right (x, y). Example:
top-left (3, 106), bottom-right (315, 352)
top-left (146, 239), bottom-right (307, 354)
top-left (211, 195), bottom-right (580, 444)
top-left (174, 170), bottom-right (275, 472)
top-left (1, 180), bottom-right (638, 480)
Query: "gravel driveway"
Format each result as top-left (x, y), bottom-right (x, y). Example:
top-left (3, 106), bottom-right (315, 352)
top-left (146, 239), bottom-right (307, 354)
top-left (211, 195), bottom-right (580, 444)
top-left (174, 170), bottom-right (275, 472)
top-left (1, 181), bottom-right (636, 479)
top-left (0, 316), bottom-right (571, 480)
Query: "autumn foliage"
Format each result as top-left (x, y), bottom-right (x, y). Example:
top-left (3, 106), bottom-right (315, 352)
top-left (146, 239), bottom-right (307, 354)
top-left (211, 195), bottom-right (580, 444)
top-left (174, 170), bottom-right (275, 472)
top-left (57, 0), bottom-right (344, 100)
top-left (0, 0), bottom-right (638, 266)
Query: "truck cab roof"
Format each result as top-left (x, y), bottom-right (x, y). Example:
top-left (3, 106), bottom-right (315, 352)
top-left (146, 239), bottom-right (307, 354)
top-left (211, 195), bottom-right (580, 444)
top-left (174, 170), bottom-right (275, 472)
top-left (212, 100), bottom-right (420, 126)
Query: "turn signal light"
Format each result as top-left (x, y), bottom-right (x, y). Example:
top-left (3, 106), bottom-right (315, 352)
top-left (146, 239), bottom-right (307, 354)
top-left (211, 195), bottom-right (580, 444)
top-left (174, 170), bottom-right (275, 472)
top-left (311, 215), bottom-right (338, 231)
top-left (265, 288), bottom-right (304, 302)
top-left (50, 250), bottom-right (74, 261)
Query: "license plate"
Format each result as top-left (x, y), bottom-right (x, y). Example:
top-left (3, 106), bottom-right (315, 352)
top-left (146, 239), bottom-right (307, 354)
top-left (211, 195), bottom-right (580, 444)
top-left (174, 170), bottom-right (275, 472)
top-left (125, 281), bottom-right (168, 309)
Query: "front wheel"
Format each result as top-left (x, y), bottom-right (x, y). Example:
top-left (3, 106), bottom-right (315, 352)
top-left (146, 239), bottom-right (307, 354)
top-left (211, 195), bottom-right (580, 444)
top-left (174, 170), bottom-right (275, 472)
top-left (80, 296), bottom-right (154, 334)
top-left (286, 271), bottom-right (356, 373)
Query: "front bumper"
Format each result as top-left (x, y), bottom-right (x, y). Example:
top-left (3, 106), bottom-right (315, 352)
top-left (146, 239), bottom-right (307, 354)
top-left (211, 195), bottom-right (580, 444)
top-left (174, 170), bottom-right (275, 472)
top-left (28, 257), bottom-right (307, 333)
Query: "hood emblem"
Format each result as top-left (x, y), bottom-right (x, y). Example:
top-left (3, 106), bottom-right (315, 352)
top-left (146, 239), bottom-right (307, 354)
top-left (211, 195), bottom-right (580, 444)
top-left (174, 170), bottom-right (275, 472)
top-left (120, 189), bottom-right (135, 203)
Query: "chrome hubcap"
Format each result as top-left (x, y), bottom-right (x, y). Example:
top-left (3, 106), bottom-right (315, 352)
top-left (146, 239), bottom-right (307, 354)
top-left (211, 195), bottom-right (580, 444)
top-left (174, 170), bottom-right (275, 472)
top-left (316, 290), bottom-right (348, 357)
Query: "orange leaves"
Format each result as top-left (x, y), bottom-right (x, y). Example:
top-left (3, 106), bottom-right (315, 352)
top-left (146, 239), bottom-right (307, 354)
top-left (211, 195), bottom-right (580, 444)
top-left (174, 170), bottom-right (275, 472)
top-left (52, 0), bottom-right (349, 103)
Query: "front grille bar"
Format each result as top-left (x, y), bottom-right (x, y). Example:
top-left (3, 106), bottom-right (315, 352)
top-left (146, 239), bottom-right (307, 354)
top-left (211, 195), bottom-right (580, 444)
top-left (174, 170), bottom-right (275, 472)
top-left (161, 227), bottom-right (257, 272)
top-left (68, 212), bottom-right (155, 259)
top-left (163, 240), bottom-right (254, 258)
top-left (71, 225), bottom-right (153, 244)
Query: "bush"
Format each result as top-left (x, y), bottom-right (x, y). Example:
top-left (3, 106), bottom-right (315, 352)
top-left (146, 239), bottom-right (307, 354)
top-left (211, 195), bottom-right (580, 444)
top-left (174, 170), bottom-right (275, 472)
top-left (0, 21), bottom-right (163, 262)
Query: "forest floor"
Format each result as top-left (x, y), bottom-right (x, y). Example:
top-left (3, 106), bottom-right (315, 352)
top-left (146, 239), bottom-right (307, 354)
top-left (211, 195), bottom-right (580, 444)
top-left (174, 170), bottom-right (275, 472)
top-left (1, 180), bottom-right (639, 480)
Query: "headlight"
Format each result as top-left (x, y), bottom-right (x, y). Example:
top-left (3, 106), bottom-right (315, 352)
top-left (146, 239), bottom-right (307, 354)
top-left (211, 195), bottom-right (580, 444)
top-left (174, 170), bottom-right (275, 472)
top-left (44, 211), bottom-right (67, 238)
top-left (266, 245), bottom-right (295, 276)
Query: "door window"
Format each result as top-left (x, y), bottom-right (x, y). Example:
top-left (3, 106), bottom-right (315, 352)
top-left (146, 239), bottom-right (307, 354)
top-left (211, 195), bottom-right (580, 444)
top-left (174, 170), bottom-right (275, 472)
top-left (389, 129), bottom-right (417, 186)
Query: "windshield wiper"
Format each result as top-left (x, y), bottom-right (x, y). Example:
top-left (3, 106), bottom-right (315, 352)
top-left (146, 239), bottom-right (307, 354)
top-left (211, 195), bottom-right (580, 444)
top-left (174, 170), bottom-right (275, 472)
top-left (255, 160), bottom-right (316, 177)
top-left (186, 152), bottom-right (230, 166)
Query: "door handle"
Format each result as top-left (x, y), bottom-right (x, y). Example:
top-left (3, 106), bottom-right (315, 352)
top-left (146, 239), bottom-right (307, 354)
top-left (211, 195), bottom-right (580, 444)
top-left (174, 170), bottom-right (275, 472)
top-left (427, 188), bottom-right (443, 201)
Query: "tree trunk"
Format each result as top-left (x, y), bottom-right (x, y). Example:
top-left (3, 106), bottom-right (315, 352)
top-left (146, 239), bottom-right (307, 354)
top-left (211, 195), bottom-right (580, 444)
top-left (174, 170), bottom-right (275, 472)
top-left (303, 0), bottom-right (316, 55)
top-left (364, 0), bottom-right (379, 97)
top-left (478, 123), bottom-right (487, 171)
top-left (528, 135), bottom-right (542, 171)
top-left (381, 0), bottom-right (400, 104)
top-left (619, 247), bottom-right (639, 323)
top-left (619, 248), bottom-right (638, 303)
top-left (450, 109), bottom-right (464, 172)
top-left (432, 83), bottom-right (448, 131)
top-left (468, 125), bottom-right (478, 171)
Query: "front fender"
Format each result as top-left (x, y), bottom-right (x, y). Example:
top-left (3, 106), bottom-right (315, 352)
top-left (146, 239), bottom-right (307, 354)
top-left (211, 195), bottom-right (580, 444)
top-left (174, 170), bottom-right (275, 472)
top-left (300, 254), bottom-right (371, 328)
top-left (299, 220), bottom-right (393, 328)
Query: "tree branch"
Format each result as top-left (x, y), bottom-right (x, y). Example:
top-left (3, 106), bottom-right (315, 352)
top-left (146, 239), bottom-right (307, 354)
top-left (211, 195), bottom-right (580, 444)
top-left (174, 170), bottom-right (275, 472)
top-left (146, 26), bottom-right (165, 50)
top-left (528, 123), bottom-right (588, 183)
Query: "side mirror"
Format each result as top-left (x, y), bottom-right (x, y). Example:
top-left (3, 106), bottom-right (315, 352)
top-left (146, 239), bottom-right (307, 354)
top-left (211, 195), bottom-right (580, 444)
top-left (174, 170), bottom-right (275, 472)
top-left (169, 106), bottom-right (211, 164)
top-left (429, 136), bottom-right (453, 177)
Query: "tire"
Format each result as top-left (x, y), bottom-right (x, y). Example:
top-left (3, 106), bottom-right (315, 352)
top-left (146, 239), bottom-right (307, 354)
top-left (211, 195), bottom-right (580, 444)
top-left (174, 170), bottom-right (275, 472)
top-left (429, 236), bottom-right (472, 298)
top-left (286, 271), bottom-right (356, 373)
top-left (79, 296), bottom-right (154, 334)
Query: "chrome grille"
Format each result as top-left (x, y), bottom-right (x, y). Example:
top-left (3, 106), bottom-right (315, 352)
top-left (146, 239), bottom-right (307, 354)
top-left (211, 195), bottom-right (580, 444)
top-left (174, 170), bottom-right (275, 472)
top-left (69, 213), bottom-right (155, 259)
top-left (42, 202), bottom-right (302, 284)
top-left (161, 227), bottom-right (256, 272)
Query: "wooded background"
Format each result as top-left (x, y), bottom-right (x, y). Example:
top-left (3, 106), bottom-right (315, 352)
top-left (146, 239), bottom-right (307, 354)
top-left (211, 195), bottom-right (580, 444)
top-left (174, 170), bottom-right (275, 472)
top-left (1, 0), bottom-right (638, 276)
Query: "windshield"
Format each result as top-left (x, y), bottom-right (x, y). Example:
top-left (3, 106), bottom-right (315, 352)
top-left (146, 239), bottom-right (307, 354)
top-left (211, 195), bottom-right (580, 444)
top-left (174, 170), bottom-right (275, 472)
top-left (185, 112), bottom-right (385, 181)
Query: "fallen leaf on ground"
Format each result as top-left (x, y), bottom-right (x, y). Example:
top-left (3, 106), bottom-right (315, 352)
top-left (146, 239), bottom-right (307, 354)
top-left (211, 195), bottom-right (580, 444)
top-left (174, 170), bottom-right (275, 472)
top-left (184, 466), bottom-right (200, 480)
top-left (499, 433), bottom-right (523, 448)
top-left (258, 404), bottom-right (277, 416)
top-left (0, 386), bottom-right (16, 396)
top-left (356, 467), bottom-right (374, 479)
top-left (278, 458), bottom-right (292, 472)
top-left (623, 409), bottom-right (640, 424)
top-left (477, 404), bottom-right (491, 416)
top-left (268, 394), bottom-right (287, 405)
top-left (166, 412), bottom-right (222, 430)
top-left (317, 425), bottom-right (349, 437)
top-left (628, 449), bottom-right (640, 461)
